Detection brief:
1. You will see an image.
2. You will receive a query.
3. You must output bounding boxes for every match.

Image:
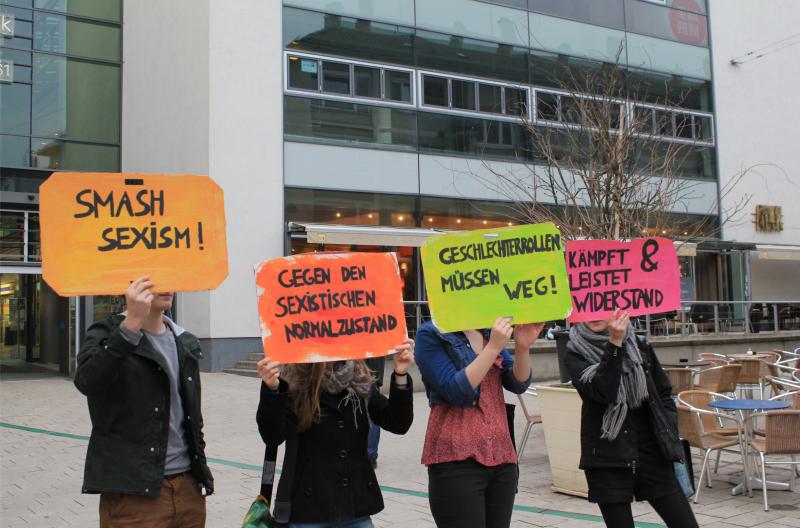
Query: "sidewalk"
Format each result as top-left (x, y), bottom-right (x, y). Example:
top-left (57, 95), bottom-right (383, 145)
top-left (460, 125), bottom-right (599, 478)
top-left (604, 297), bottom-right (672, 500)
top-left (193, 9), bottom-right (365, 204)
top-left (1, 372), bottom-right (798, 527)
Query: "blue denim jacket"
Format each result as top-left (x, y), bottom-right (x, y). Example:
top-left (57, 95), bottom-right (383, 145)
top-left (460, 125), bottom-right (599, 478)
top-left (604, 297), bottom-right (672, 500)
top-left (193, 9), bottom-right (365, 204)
top-left (414, 321), bottom-right (532, 407)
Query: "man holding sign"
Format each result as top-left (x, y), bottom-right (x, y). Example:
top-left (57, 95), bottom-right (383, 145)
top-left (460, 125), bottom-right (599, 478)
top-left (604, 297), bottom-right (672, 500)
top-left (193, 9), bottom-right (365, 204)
top-left (253, 252), bottom-right (415, 526)
top-left (74, 277), bottom-right (213, 527)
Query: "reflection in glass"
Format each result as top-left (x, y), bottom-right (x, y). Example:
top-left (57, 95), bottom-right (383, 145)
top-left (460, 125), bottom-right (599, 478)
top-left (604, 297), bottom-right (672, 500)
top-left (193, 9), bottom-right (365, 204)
top-left (34, 0), bottom-right (121, 22)
top-left (322, 61), bottom-right (350, 95)
top-left (283, 7), bottom-right (415, 66)
top-left (354, 65), bottom-right (380, 98)
top-left (284, 96), bottom-right (417, 150)
top-left (0, 135), bottom-right (31, 168)
top-left (418, 112), bottom-right (527, 161)
top-left (31, 138), bottom-right (119, 171)
top-left (288, 55), bottom-right (318, 91)
top-left (384, 70), bottom-right (411, 102)
top-left (505, 87), bottom-right (527, 116)
top-left (285, 187), bottom-right (416, 228)
top-left (0, 212), bottom-right (25, 262)
top-left (423, 75), bottom-right (448, 107)
top-left (31, 54), bottom-right (120, 143)
top-left (479, 83), bottom-right (502, 113)
top-left (0, 83), bottom-right (31, 135)
top-left (451, 79), bottom-right (476, 110)
top-left (33, 13), bottom-right (121, 61)
top-left (626, 67), bottom-right (711, 110)
top-left (536, 91), bottom-right (559, 121)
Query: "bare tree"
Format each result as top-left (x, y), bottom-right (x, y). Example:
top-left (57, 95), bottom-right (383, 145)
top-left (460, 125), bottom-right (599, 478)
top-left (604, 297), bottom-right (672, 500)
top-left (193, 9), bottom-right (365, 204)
top-left (470, 54), bottom-right (751, 241)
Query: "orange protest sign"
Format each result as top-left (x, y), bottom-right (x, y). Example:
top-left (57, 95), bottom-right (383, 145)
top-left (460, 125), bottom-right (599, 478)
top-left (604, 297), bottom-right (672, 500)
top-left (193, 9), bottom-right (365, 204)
top-left (40, 172), bottom-right (228, 296)
top-left (255, 252), bottom-right (408, 363)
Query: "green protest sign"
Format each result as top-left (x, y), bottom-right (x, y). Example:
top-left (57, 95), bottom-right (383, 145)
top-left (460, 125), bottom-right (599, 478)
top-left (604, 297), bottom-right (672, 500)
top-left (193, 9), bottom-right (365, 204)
top-left (421, 223), bottom-right (572, 333)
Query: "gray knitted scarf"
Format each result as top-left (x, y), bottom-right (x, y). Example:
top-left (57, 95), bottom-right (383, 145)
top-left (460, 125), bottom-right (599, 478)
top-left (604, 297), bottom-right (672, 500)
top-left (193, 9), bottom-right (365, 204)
top-left (568, 323), bottom-right (649, 441)
top-left (322, 361), bottom-right (373, 429)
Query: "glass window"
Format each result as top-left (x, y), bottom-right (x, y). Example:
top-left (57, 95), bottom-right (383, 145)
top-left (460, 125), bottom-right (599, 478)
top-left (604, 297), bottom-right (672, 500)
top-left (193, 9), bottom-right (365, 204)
top-left (451, 79), bottom-right (475, 111)
top-left (421, 195), bottom-right (521, 230)
top-left (285, 187), bottom-right (417, 228)
top-left (4, 16), bottom-right (32, 38)
top-left (418, 112), bottom-right (528, 161)
top-left (0, 5), bottom-right (32, 22)
top-left (283, 7), bottom-right (415, 67)
top-left (321, 60), bottom-right (350, 95)
top-left (654, 109), bottom-right (674, 136)
top-left (626, 32), bottom-right (711, 80)
top-left (624, 0), bottom-right (708, 47)
top-left (665, 0), bottom-right (707, 15)
top-left (0, 82), bottom-right (31, 134)
top-left (284, 96), bottom-right (417, 150)
top-left (283, 0), bottom-right (415, 27)
top-left (0, 211), bottom-right (25, 261)
top-left (529, 0), bottom-right (625, 29)
top-left (529, 13), bottom-right (626, 64)
top-left (536, 91), bottom-right (559, 121)
top-left (416, 0), bottom-right (529, 47)
top-left (287, 55), bottom-right (319, 91)
top-left (479, 83), bottom-right (502, 113)
top-left (0, 34), bottom-right (33, 50)
top-left (31, 54), bottom-right (120, 143)
top-left (0, 47), bottom-right (32, 66)
top-left (423, 75), bottom-right (448, 107)
top-left (414, 29), bottom-right (529, 83)
top-left (504, 87), bottom-right (527, 116)
top-left (34, 0), bottom-right (121, 22)
top-left (31, 138), bottom-right (118, 170)
top-left (33, 13), bottom-right (121, 61)
top-left (626, 67), bottom-right (711, 110)
top-left (561, 96), bottom-right (582, 124)
top-left (0, 167), bottom-right (45, 192)
top-left (635, 143), bottom-right (715, 179)
top-left (353, 65), bottom-right (380, 98)
top-left (694, 114), bottom-right (712, 141)
top-left (0, 134), bottom-right (30, 168)
top-left (384, 69), bottom-right (411, 102)
top-left (675, 113), bottom-right (693, 139)
top-left (634, 105), bottom-right (654, 134)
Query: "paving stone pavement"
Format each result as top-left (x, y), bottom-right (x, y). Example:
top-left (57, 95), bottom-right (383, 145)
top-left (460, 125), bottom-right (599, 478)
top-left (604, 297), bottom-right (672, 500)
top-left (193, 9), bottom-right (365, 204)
top-left (1, 373), bottom-right (798, 527)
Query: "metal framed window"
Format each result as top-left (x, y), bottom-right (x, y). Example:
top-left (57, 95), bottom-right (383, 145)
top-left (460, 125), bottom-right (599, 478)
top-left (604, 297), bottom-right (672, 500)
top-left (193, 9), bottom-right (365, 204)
top-left (631, 101), bottom-right (715, 145)
top-left (0, 209), bottom-right (40, 263)
top-left (418, 69), bottom-right (531, 123)
top-left (284, 51), bottom-right (415, 109)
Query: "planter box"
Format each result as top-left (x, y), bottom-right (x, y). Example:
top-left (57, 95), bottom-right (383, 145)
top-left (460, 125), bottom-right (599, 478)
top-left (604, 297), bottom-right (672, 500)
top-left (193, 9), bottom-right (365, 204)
top-left (535, 383), bottom-right (588, 498)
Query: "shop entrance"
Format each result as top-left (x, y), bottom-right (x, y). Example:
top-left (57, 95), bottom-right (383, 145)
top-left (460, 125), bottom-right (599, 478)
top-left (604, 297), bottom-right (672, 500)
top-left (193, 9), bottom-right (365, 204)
top-left (0, 273), bottom-right (41, 365)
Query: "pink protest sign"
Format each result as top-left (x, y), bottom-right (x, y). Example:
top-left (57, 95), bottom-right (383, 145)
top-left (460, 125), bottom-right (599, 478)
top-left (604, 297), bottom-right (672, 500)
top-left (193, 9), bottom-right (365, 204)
top-left (566, 237), bottom-right (680, 323)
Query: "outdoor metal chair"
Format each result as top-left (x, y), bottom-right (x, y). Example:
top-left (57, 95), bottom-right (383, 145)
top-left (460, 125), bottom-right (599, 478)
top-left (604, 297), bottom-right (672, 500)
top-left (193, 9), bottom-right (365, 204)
top-left (678, 390), bottom-right (739, 474)
top-left (664, 368), bottom-right (694, 397)
top-left (731, 358), bottom-right (763, 399)
top-left (677, 403), bottom-right (745, 503)
top-left (746, 410), bottom-right (800, 511)
top-left (695, 364), bottom-right (741, 395)
top-left (698, 353), bottom-right (729, 363)
top-left (516, 387), bottom-right (542, 457)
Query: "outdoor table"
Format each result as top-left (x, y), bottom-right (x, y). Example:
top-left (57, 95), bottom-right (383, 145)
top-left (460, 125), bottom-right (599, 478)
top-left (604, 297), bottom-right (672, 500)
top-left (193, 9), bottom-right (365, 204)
top-left (728, 353), bottom-right (769, 359)
top-left (708, 399), bottom-right (791, 496)
top-left (662, 360), bottom-right (710, 368)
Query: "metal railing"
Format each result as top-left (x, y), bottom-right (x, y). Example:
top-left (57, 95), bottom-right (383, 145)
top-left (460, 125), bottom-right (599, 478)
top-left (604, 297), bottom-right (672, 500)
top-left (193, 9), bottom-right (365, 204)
top-left (402, 300), bottom-right (800, 338)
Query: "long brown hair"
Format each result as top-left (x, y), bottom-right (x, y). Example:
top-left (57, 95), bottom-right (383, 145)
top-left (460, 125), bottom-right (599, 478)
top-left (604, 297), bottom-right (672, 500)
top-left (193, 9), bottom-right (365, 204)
top-left (283, 360), bottom-right (374, 432)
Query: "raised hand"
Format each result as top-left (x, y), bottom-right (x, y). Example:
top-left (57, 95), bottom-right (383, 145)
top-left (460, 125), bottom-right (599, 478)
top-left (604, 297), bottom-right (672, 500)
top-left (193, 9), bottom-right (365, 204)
top-left (392, 337), bottom-right (415, 375)
top-left (122, 276), bottom-right (155, 333)
top-left (608, 310), bottom-right (630, 347)
top-left (513, 322), bottom-right (545, 350)
top-left (487, 317), bottom-right (513, 353)
top-left (257, 358), bottom-right (281, 390)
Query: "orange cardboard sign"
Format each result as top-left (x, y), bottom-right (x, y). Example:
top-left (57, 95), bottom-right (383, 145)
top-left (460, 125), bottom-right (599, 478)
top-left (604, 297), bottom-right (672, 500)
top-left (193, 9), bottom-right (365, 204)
top-left (255, 252), bottom-right (408, 363)
top-left (40, 172), bottom-right (228, 296)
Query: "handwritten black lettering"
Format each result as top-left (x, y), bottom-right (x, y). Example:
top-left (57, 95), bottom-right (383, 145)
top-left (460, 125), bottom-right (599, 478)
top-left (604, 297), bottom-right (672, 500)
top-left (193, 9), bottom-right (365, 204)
top-left (277, 267), bottom-right (332, 288)
top-left (274, 289), bottom-right (377, 318)
top-left (284, 314), bottom-right (398, 343)
top-left (73, 189), bottom-right (165, 219)
top-left (441, 268), bottom-right (500, 293)
top-left (341, 265), bottom-right (367, 282)
top-left (571, 288), bottom-right (664, 312)
top-left (438, 234), bottom-right (561, 265)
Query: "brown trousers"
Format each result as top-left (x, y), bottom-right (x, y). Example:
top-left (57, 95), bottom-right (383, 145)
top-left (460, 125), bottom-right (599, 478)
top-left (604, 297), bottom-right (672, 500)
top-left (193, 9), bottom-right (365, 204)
top-left (99, 473), bottom-right (206, 527)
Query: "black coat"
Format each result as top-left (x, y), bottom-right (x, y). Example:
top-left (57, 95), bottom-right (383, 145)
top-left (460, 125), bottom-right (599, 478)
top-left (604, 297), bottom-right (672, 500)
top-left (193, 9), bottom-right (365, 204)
top-left (74, 315), bottom-right (214, 497)
top-left (257, 373), bottom-right (413, 523)
top-left (564, 337), bottom-right (680, 470)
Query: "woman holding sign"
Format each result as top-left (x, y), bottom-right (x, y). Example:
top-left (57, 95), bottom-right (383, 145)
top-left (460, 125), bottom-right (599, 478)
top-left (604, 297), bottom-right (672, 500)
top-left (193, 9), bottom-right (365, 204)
top-left (414, 317), bottom-right (542, 528)
top-left (564, 310), bottom-right (698, 528)
top-left (255, 339), bottom-right (414, 528)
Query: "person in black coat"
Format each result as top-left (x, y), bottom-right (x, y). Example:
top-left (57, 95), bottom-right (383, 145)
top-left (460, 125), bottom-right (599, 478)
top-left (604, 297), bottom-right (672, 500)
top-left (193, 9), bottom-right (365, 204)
top-left (564, 310), bottom-right (698, 528)
top-left (256, 338), bottom-right (414, 527)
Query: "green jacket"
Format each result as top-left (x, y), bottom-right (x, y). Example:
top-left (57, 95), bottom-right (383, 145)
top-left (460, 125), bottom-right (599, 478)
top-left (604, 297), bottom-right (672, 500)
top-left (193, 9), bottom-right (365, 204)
top-left (74, 314), bottom-right (214, 497)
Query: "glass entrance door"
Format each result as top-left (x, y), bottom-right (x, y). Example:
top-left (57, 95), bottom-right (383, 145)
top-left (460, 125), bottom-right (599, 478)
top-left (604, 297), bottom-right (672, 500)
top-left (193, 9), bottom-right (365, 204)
top-left (0, 274), bottom-right (40, 364)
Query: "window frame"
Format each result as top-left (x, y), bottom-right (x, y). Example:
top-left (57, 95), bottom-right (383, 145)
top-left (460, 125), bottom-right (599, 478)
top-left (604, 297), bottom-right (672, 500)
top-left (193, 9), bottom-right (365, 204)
top-left (284, 51), bottom-right (416, 109)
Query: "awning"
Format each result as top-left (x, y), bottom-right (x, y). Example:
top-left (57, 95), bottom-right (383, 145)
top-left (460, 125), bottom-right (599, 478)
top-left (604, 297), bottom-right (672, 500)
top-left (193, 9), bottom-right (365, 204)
top-left (288, 223), bottom-right (446, 247)
top-left (756, 244), bottom-right (800, 261)
top-left (289, 223), bottom-right (701, 254)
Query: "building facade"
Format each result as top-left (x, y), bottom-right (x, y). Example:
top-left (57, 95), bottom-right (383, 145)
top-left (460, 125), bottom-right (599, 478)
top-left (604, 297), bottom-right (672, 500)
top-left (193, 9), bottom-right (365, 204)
top-left (2, 0), bottom-right (795, 372)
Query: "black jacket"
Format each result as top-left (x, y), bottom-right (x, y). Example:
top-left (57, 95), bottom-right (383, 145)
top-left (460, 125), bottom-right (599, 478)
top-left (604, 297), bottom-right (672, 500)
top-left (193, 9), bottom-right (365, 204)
top-left (257, 373), bottom-right (413, 523)
top-left (564, 336), bottom-right (680, 470)
top-left (74, 315), bottom-right (214, 497)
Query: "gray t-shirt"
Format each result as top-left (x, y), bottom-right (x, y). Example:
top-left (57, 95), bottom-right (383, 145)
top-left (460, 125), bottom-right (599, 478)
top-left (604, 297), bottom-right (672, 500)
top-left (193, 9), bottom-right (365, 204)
top-left (121, 323), bottom-right (192, 475)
